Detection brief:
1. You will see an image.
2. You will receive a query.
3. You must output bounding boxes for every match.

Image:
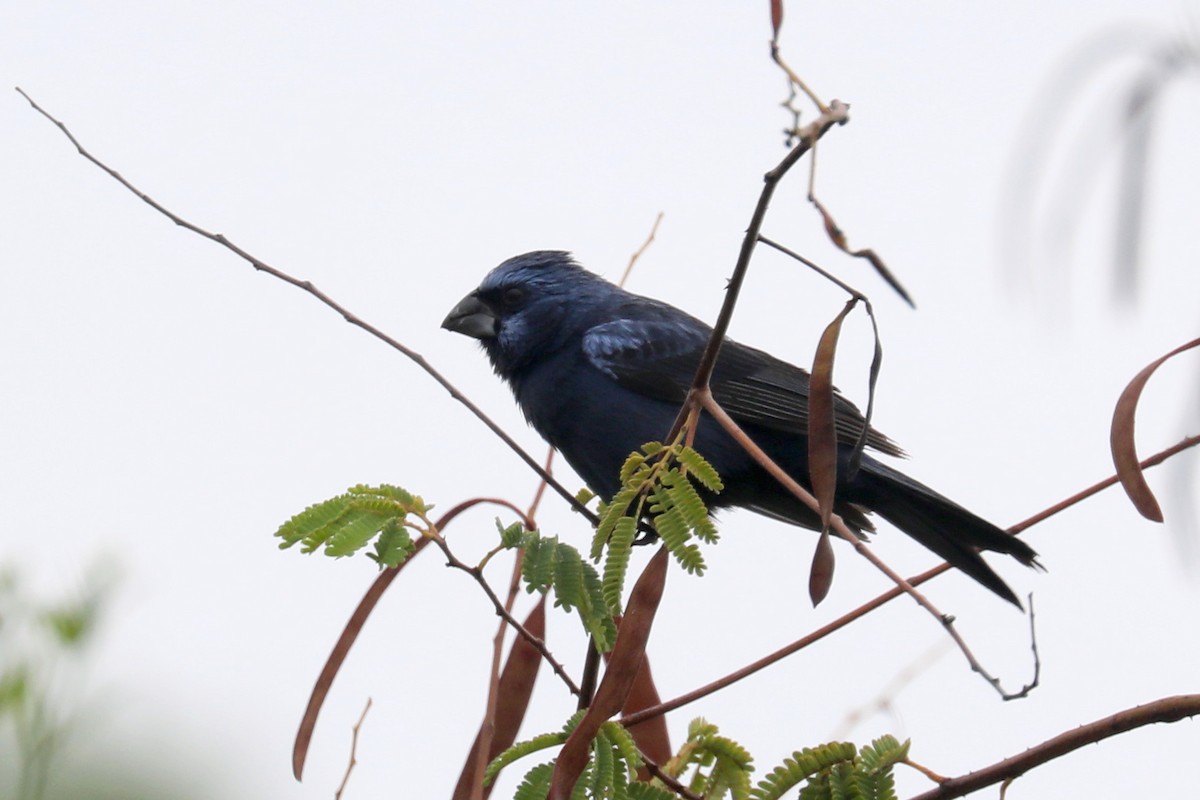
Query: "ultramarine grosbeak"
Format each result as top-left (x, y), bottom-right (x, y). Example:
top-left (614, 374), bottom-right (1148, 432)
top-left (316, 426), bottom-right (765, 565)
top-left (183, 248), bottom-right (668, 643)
top-left (443, 251), bottom-right (1039, 606)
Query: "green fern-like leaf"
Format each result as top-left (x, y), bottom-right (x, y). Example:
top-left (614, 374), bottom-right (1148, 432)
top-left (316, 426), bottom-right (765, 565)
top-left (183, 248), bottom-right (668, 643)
top-left (858, 767), bottom-right (896, 800)
top-left (324, 507), bottom-right (396, 557)
top-left (854, 736), bottom-right (907, 800)
top-left (663, 470), bottom-right (712, 533)
top-left (619, 450), bottom-right (649, 484)
top-left (484, 727), bottom-right (572, 787)
top-left (688, 717), bottom-right (719, 741)
top-left (275, 484), bottom-right (428, 560)
top-left (522, 534), bottom-right (558, 594)
top-left (706, 736), bottom-right (754, 770)
top-left (589, 728), bottom-right (616, 798)
top-left (857, 736), bottom-right (908, 774)
top-left (672, 542), bottom-right (707, 576)
top-left (601, 515), bottom-right (637, 614)
top-left (593, 485), bottom-right (640, 559)
top-left (368, 517), bottom-right (415, 568)
top-left (627, 782), bottom-right (677, 800)
top-left (579, 556), bottom-right (617, 651)
top-left (276, 495), bottom-right (353, 549)
top-left (691, 513), bottom-right (720, 545)
top-left (601, 720), bottom-right (645, 775)
top-left (345, 495), bottom-right (407, 517)
top-left (553, 543), bottom-right (585, 612)
top-left (677, 446), bottom-right (724, 492)
top-left (651, 498), bottom-right (689, 549)
top-left (709, 756), bottom-right (754, 800)
top-left (512, 761), bottom-right (554, 800)
top-left (751, 743), bottom-right (857, 800)
top-left (347, 482), bottom-right (414, 504)
top-left (560, 709), bottom-right (588, 734)
top-left (497, 518), bottom-right (528, 549)
top-left (570, 765), bottom-right (592, 800)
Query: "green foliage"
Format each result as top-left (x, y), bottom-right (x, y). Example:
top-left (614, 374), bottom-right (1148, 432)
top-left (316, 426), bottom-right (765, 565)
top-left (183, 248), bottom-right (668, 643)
top-left (751, 742), bottom-right (857, 800)
top-left (1, 563), bottom-right (114, 800)
top-left (663, 717), bottom-right (755, 800)
top-left (497, 518), bottom-right (528, 549)
top-left (751, 737), bottom-right (908, 800)
top-left (486, 707), bottom-right (905, 800)
top-left (510, 530), bottom-right (618, 652)
top-left (626, 784), bottom-right (676, 800)
top-left (592, 442), bottom-right (723, 614)
top-left (369, 518), bottom-right (415, 568)
top-left (600, 720), bottom-right (644, 775)
top-left (274, 483), bottom-right (426, 566)
top-left (485, 710), bottom-right (587, 787)
top-left (488, 716), bottom-right (650, 800)
top-left (512, 762), bottom-right (555, 800)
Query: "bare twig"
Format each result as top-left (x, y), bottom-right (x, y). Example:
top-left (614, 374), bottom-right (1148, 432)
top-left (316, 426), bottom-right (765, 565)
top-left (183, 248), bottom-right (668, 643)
top-left (758, 234), bottom-right (867, 300)
top-left (770, 35), bottom-right (828, 115)
top-left (618, 212), bottom-right (664, 288)
top-left (621, 435), bottom-right (1199, 728)
top-left (665, 99), bottom-right (850, 447)
top-left (334, 698), bottom-right (373, 800)
top-left (643, 758), bottom-right (703, 800)
top-left (431, 532), bottom-right (581, 698)
top-left (14, 87), bottom-right (595, 526)
top-left (907, 694), bottom-right (1200, 800)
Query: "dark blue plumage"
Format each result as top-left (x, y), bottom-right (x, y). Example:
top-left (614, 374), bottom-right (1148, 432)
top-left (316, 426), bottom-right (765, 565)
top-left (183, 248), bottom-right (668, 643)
top-left (443, 251), bottom-right (1039, 605)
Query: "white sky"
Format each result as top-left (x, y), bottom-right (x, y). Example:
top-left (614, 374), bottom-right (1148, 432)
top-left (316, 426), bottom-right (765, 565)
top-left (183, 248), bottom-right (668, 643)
top-left (4, 2), bottom-right (1199, 798)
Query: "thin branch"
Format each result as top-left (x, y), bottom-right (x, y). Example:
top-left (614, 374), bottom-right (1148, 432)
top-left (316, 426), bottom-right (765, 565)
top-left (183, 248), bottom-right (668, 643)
top-left (14, 87), bottom-right (595, 526)
top-left (621, 435), bottom-right (1199, 728)
top-left (642, 758), bottom-right (703, 800)
top-left (665, 99), bottom-right (850, 444)
top-left (770, 36), bottom-right (829, 115)
top-left (906, 694), bottom-right (1200, 800)
top-left (431, 532), bottom-right (581, 698)
top-left (758, 234), bottom-right (867, 300)
top-left (334, 698), bottom-right (372, 800)
top-left (470, 459), bottom-right (551, 800)
top-left (618, 212), bottom-right (664, 288)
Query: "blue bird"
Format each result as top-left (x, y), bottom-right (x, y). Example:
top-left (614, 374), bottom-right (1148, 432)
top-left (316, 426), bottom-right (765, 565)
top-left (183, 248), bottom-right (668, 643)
top-left (443, 251), bottom-right (1039, 605)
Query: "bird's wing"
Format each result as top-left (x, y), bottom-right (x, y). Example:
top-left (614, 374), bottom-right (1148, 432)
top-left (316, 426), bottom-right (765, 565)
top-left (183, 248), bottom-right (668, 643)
top-left (582, 311), bottom-right (902, 455)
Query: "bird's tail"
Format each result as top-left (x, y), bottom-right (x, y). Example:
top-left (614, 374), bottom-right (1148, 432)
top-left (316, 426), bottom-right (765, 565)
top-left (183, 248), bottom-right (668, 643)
top-left (852, 459), bottom-right (1040, 608)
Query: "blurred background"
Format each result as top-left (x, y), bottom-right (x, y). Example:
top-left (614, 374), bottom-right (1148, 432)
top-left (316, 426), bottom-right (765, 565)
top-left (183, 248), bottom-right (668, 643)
top-left (3, 2), bottom-right (1198, 797)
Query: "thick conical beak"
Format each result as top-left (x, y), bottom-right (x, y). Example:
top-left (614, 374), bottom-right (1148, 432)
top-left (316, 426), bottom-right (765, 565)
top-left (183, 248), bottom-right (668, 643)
top-left (442, 294), bottom-right (498, 340)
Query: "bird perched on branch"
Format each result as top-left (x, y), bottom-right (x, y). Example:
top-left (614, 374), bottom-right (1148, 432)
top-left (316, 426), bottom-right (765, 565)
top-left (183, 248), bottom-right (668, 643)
top-left (443, 251), bottom-right (1039, 605)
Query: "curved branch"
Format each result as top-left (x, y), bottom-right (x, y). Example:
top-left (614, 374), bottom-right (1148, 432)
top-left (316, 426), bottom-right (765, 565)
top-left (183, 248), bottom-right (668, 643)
top-left (15, 87), bottom-right (594, 525)
top-left (907, 694), bottom-right (1200, 800)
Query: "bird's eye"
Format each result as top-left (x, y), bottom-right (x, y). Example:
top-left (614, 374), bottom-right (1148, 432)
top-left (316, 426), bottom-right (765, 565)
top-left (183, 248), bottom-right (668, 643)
top-left (501, 287), bottom-right (526, 307)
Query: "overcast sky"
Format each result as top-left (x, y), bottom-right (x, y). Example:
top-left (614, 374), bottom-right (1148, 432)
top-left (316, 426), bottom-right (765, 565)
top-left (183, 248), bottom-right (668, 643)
top-left (4, 2), bottom-right (1199, 798)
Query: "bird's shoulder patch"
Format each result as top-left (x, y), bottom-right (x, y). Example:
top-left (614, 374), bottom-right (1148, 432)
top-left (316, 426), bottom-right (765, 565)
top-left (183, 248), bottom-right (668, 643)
top-left (582, 318), bottom-right (706, 377)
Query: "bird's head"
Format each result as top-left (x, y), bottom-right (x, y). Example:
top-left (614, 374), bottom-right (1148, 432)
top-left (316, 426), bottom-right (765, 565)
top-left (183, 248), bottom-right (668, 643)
top-left (442, 251), bottom-right (616, 377)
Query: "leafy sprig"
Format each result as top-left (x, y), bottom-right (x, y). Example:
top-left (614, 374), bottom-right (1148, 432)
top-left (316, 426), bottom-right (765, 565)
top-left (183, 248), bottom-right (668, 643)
top-left (274, 483), bottom-right (426, 568)
top-left (592, 441), bottom-right (723, 614)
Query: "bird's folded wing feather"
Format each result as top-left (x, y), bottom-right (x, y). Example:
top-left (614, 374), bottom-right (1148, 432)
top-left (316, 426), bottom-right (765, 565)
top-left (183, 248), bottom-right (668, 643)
top-left (582, 311), bottom-right (902, 456)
